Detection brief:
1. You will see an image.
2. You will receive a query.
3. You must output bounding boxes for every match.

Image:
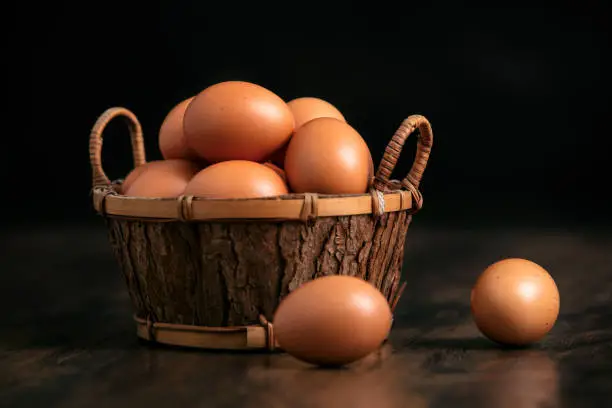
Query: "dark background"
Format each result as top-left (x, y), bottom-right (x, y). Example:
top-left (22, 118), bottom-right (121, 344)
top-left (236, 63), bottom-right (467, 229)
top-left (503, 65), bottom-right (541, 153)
top-left (6, 2), bottom-right (611, 228)
top-left (3, 5), bottom-right (612, 406)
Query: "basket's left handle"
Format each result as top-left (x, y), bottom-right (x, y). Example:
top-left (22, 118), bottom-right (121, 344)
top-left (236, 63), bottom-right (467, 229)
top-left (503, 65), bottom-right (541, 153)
top-left (89, 107), bottom-right (146, 187)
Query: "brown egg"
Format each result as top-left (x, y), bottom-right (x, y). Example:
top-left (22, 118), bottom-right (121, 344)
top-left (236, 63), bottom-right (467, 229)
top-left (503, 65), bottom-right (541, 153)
top-left (470, 258), bottom-right (560, 346)
top-left (267, 142), bottom-right (289, 168)
top-left (159, 97), bottom-right (197, 160)
top-left (121, 164), bottom-right (148, 194)
top-left (284, 117), bottom-right (371, 194)
top-left (273, 275), bottom-right (392, 367)
top-left (184, 160), bottom-right (289, 199)
top-left (262, 162), bottom-right (287, 184)
top-left (367, 150), bottom-right (375, 188)
top-left (183, 81), bottom-right (294, 163)
top-left (287, 97), bottom-right (346, 129)
top-left (267, 97), bottom-right (346, 167)
top-left (123, 159), bottom-right (201, 198)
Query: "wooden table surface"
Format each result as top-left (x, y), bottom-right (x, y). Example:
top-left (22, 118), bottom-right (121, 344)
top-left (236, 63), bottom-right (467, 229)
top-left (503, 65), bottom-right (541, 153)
top-left (1, 223), bottom-right (611, 408)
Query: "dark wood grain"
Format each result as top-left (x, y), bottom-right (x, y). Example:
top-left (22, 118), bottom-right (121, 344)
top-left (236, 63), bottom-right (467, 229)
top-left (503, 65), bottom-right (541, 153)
top-left (1, 224), bottom-right (611, 408)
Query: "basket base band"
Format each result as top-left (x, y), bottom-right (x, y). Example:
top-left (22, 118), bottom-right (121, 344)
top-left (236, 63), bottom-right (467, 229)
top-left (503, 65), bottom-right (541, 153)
top-left (133, 315), bottom-right (394, 352)
top-left (133, 283), bottom-right (404, 351)
top-left (134, 315), bottom-right (280, 351)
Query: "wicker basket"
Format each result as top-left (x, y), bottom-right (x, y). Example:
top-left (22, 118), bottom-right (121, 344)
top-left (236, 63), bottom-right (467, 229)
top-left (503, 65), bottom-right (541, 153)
top-left (89, 107), bottom-right (433, 351)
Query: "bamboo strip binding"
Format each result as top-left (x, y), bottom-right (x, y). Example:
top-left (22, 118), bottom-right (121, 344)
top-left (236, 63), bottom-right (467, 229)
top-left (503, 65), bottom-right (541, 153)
top-left (90, 106), bottom-right (433, 351)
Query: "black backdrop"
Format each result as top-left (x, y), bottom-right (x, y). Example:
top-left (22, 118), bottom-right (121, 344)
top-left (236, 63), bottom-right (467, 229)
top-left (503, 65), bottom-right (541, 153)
top-left (7, 2), bottom-right (611, 228)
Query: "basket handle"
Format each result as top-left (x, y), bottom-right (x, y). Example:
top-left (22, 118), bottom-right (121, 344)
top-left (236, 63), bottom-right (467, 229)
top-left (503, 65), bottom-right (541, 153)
top-left (373, 115), bottom-right (433, 195)
top-left (89, 107), bottom-right (146, 187)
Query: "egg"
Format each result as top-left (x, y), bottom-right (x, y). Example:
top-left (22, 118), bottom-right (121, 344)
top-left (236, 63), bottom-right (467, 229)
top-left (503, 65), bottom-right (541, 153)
top-left (284, 117), bottom-right (371, 194)
top-left (183, 81), bottom-right (294, 163)
top-left (121, 164), bottom-right (148, 194)
top-left (267, 97), bottom-right (347, 167)
top-left (273, 275), bottom-right (392, 367)
top-left (159, 97), bottom-right (197, 160)
top-left (367, 151), bottom-right (375, 188)
top-left (262, 161), bottom-right (287, 184)
top-left (470, 258), bottom-right (560, 346)
top-left (123, 159), bottom-right (201, 198)
top-left (267, 142), bottom-right (290, 168)
top-left (287, 97), bottom-right (346, 129)
top-left (183, 160), bottom-right (289, 199)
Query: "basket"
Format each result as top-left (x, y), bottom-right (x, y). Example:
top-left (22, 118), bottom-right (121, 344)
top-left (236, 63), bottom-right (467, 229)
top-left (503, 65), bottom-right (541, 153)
top-left (89, 107), bottom-right (433, 351)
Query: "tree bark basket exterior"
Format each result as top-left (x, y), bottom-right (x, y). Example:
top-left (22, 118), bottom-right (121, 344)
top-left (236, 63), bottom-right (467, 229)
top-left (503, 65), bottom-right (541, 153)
top-left (105, 210), bottom-right (412, 327)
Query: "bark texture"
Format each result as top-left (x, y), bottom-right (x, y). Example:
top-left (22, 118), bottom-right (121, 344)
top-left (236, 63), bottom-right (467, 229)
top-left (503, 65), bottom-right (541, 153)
top-left (105, 211), bottom-right (412, 327)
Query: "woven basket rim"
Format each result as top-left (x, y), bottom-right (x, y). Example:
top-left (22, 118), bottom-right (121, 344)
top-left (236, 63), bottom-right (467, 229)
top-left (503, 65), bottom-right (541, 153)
top-left (93, 183), bottom-right (415, 221)
top-left (110, 179), bottom-right (386, 201)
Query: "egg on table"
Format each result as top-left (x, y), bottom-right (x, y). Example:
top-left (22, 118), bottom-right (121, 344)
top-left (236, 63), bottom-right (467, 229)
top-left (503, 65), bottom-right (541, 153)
top-left (183, 160), bottom-right (289, 199)
top-left (273, 275), bottom-right (392, 367)
top-left (284, 117), bottom-right (372, 194)
top-left (183, 81), bottom-right (294, 163)
top-left (122, 159), bottom-right (201, 198)
top-left (470, 258), bottom-right (560, 346)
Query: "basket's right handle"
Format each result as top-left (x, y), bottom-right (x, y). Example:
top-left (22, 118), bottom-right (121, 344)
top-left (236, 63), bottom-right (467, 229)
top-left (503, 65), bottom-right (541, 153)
top-left (373, 115), bottom-right (433, 201)
top-left (89, 107), bottom-right (146, 187)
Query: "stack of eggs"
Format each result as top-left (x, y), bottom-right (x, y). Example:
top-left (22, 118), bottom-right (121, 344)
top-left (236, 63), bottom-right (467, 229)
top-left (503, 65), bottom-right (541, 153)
top-left (122, 81), bottom-right (375, 199)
